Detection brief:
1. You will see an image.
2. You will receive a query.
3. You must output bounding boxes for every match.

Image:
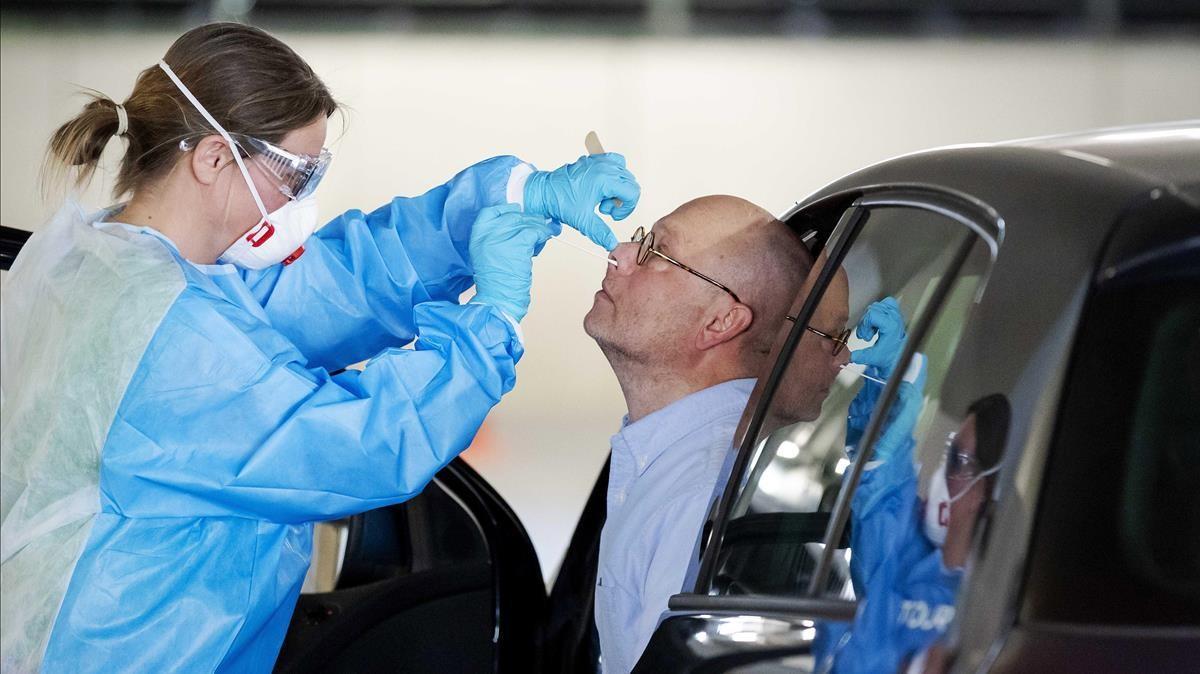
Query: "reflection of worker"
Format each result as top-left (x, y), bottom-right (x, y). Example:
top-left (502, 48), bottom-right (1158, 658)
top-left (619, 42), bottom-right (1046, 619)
top-left (924, 395), bottom-right (1008, 569)
top-left (810, 295), bottom-right (936, 672)
top-left (0, 23), bottom-right (639, 672)
top-left (906, 395), bottom-right (1010, 674)
top-left (818, 308), bottom-right (1011, 674)
top-left (585, 196), bottom-right (809, 673)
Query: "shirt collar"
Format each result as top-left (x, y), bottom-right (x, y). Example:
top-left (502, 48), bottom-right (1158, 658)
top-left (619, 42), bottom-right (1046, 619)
top-left (611, 378), bottom-right (755, 476)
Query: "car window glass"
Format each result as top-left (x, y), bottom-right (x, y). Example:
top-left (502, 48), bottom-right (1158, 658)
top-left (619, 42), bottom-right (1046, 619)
top-left (708, 204), bottom-right (993, 602)
top-left (1022, 270), bottom-right (1200, 625)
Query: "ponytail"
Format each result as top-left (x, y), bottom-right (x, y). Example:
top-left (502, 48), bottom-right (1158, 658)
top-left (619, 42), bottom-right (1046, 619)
top-left (40, 22), bottom-right (338, 204)
top-left (42, 91), bottom-right (126, 196)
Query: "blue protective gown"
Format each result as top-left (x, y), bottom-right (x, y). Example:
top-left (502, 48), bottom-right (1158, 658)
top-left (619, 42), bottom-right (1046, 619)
top-left (814, 433), bottom-right (961, 674)
top-left (1, 156), bottom-right (528, 673)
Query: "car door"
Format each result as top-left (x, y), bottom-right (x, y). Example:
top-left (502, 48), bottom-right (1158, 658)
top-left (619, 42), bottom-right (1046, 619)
top-left (272, 456), bottom-right (551, 674)
top-left (637, 186), bottom-right (1004, 672)
top-left (273, 454), bottom-right (611, 674)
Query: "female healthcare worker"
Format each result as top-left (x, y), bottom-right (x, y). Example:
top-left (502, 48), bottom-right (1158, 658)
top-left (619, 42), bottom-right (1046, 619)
top-left (0, 22), bottom-right (640, 673)
top-left (815, 299), bottom-right (1001, 673)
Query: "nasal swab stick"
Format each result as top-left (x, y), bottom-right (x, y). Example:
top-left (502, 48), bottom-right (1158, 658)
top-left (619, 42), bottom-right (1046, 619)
top-left (548, 235), bottom-right (618, 266)
top-left (584, 130), bottom-right (605, 155)
top-left (840, 364), bottom-right (887, 385)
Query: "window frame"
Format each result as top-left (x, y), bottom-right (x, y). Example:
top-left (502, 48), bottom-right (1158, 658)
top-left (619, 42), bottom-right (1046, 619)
top-left (680, 186), bottom-right (1003, 619)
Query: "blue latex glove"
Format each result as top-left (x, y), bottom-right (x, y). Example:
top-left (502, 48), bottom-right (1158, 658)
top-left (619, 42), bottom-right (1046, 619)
top-left (847, 352), bottom-right (927, 461)
top-left (469, 203), bottom-right (561, 322)
top-left (850, 296), bottom-right (907, 377)
top-left (523, 152), bottom-right (641, 251)
top-left (872, 354), bottom-right (928, 463)
top-left (846, 297), bottom-right (909, 446)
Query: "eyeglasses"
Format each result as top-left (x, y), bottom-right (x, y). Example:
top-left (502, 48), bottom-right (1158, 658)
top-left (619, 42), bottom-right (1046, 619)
top-left (233, 134), bottom-right (332, 201)
top-left (632, 226), bottom-right (742, 304)
top-left (784, 315), bottom-right (852, 356)
top-left (945, 433), bottom-right (988, 480)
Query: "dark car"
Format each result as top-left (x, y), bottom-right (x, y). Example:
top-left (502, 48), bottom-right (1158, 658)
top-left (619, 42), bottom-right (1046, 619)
top-left (1, 122), bottom-right (1196, 673)
top-left (638, 122), bottom-right (1200, 673)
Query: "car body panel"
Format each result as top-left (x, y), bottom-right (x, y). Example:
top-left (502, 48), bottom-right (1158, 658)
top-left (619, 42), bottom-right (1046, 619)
top-left (647, 123), bottom-right (1199, 672)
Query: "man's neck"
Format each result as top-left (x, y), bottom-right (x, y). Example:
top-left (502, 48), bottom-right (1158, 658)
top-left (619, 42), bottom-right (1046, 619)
top-left (612, 358), bottom-right (750, 424)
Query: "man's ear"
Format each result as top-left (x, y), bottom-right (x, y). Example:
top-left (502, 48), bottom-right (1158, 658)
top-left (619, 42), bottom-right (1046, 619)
top-left (696, 303), bottom-right (753, 352)
top-left (190, 135), bottom-right (234, 186)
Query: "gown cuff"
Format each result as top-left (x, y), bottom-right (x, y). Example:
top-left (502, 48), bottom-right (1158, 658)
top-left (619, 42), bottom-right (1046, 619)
top-left (506, 162), bottom-right (536, 208)
top-left (468, 301), bottom-right (525, 346)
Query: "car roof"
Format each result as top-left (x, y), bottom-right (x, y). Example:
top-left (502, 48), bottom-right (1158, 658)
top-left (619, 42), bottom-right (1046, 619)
top-left (1001, 121), bottom-right (1200, 193)
top-left (796, 121), bottom-right (1200, 229)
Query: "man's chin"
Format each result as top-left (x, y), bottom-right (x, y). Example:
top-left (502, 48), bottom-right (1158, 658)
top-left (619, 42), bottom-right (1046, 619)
top-left (582, 302), bottom-right (607, 341)
top-left (583, 310), bottom-right (630, 362)
top-left (585, 285), bottom-right (616, 319)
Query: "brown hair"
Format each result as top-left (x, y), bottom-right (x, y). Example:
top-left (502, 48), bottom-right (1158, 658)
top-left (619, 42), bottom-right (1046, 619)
top-left (968, 394), bottom-right (1011, 471)
top-left (44, 22), bottom-right (338, 199)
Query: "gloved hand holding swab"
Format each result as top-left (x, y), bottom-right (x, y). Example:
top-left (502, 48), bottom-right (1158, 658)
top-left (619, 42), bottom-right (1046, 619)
top-left (523, 131), bottom-right (639, 251)
top-left (541, 130), bottom-right (627, 267)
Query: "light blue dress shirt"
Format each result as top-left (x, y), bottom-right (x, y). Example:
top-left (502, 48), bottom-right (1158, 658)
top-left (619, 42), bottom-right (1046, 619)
top-left (595, 378), bottom-right (755, 673)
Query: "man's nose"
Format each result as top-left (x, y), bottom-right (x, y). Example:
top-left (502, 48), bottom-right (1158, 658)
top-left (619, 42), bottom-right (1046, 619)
top-left (834, 344), bottom-right (851, 370)
top-left (608, 242), bottom-right (639, 275)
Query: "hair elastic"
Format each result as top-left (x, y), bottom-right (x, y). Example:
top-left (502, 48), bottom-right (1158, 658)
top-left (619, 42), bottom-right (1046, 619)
top-left (114, 103), bottom-right (129, 137)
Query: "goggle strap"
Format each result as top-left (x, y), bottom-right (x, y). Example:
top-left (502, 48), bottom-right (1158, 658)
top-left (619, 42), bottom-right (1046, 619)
top-left (158, 60), bottom-right (271, 222)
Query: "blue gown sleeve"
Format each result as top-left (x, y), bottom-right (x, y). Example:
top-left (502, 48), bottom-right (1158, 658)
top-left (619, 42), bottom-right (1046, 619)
top-left (241, 155), bottom-right (531, 370)
top-left (846, 439), bottom-right (919, 596)
top-left (827, 441), bottom-right (961, 673)
top-left (99, 295), bottom-right (523, 524)
top-left (832, 543), bottom-right (961, 674)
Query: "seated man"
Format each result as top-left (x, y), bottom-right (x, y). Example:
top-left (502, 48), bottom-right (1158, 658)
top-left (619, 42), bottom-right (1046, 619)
top-left (584, 195), bottom-right (823, 673)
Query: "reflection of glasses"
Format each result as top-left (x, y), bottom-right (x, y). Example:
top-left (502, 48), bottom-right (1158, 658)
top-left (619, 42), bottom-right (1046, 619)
top-left (945, 433), bottom-right (987, 480)
top-left (632, 226), bottom-right (742, 304)
top-left (784, 315), bottom-right (852, 356)
top-left (232, 134), bottom-right (333, 200)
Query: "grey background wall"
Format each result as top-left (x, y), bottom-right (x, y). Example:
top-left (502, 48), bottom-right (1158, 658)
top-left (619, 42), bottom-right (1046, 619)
top-left (3, 20), bottom-right (1197, 581)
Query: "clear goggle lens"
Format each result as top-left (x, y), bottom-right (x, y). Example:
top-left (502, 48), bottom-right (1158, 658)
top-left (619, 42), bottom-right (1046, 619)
top-left (234, 134), bottom-right (332, 200)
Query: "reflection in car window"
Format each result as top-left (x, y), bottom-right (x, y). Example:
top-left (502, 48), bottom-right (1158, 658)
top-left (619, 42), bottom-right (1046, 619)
top-left (700, 199), bottom-right (998, 671)
top-left (711, 207), bottom-right (991, 600)
top-left (825, 393), bottom-right (1010, 674)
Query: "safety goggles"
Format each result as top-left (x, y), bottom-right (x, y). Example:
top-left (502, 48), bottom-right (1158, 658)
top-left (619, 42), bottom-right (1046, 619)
top-left (233, 134), bottom-right (332, 201)
top-left (944, 432), bottom-right (1000, 480)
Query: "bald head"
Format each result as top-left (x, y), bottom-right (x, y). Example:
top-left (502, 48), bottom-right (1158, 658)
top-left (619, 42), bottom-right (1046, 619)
top-left (667, 196), bottom-right (813, 369)
top-left (665, 195), bottom-right (775, 245)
